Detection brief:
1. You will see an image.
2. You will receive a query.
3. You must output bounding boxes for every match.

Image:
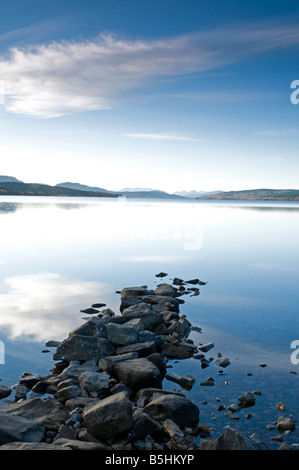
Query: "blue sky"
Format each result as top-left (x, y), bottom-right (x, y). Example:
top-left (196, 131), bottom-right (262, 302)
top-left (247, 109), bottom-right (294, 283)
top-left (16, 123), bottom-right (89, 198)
top-left (0, 0), bottom-right (299, 192)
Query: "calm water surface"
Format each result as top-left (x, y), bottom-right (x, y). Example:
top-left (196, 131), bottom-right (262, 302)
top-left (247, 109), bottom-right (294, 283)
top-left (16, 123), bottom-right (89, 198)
top-left (0, 196), bottom-right (298, 447)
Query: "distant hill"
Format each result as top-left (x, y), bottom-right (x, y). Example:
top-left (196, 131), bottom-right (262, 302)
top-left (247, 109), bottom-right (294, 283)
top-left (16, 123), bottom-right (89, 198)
top-left (0, 175), bottom-right (23, 183)
top-left (56, 182), bottom-right (110, 193)
top-left (0, 182), bottom-right (118, 197)
top-left (173, 190), bottom-right (223, 198)
top-left (199, 189), bottom-right (299, 201)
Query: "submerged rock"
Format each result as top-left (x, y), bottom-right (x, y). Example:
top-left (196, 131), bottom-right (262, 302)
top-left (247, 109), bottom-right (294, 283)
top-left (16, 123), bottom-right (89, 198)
top-left (200, 427), bottom-right (270, 450)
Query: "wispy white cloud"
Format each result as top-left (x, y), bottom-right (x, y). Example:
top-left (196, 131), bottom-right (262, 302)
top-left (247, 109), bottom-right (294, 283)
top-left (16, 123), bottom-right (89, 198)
top-left (122, 132), bottom-right (204, 142)
top-left (0, 20), bottom-right (299, 118)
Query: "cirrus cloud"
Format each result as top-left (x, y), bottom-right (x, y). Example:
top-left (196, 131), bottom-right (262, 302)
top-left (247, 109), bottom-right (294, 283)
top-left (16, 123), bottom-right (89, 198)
top-left (0, 20), bottom-right (299, 118)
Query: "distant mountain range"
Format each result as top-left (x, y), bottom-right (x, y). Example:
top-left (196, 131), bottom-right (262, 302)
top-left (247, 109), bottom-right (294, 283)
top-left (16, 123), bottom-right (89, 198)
top-left (173, 190), bottom-right (223, 198)
top-left (57, 182), bottom-right (184, 199)
top-left (0, 176), bottom-right (298, 200)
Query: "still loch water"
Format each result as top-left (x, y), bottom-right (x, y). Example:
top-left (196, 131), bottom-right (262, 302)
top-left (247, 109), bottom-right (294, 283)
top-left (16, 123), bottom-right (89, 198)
top-left (0, 196), bottom-right (298, 447)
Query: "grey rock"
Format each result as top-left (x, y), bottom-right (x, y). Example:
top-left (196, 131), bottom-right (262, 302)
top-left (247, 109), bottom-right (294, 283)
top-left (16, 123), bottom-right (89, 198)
top-left (146, 353), bottom-right (167, 378)
top-left (107, 322), bottom-right (139, 346)
top-left (56, 360), bottom-right (102, 382)
top-left (123, 318), bottom-right (145, 331)
top-left (53, 334), bottom-right (107, 362)
top-left (53, 424), bottom-right (78, 441)
top-left (70, 317), bottom-right (108, 337)
top-left (0, 385), bottom-right (12, 400)
top-left (143, 394), bottom-right (199, 427)
top-left (78, 371), bottom-right (110, 393)
top-left (113, 358), bottom-right (162, 391)
top-left (277, 416), bottom-right (296, 432)
top-left (198, 342), bottom-right (214, 353)
top-left (19, 372), bottom-right (43, 389)
top-left (121, 286), bottom-right (153, 299)
top-left (13, 384), bottom-right (28, 401)
top-left (138, 330), bottom-right (156, 343)
top-left (238, 391), bottom-right (256, 408)
top-left (168, 317), bottom-right (191, 338)
top-left (136, 388), bottom-right (186, 401)
top-left (64, 397), bottom-right (99, 411)
top-left (131, 412), bottom-right (165, 440)
top-left (82, 391), bottom-right (133, 439)
top-left (163, 418), bottom-right (185, 439)
top-left (45, 340), bottom-right (61, 347)
top-left (0, 410), bottom-right (45, 445)
top-left (161, 342), bottom-right (193, 359)
top-left (215, 357), bottom-right (231, 368)
top-left (142, 295), bottom-right (180, 313)
top-left (154, 283), bottom-right (178, 297)
top-left (116, 340), bottom-right (156, 357)
top-left (98, 352), bottom-right (138, 373)
top-left (56, 385), bottom-right (82, 403)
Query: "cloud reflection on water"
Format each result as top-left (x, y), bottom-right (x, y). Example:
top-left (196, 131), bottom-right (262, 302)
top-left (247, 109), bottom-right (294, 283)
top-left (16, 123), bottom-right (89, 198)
top-left (0, 273), bottom-right (110, 342)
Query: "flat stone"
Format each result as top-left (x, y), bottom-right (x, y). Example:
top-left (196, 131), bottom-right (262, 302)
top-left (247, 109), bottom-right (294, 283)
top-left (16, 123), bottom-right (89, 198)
top-left (0, 442), bottom-right (71, 450)
top-left (165, 373), bottom-right (195, 388)
top-left (198, 342), bottom-right (214, 353)
top-left (0, 397), bottom-right (69, 431)
top-left (136, 388), bottom-right (186, 400)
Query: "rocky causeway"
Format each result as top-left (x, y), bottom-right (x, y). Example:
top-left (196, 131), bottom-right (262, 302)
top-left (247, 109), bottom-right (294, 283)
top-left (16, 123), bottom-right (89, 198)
top-left (0, 275), bottom-right (296, 451)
